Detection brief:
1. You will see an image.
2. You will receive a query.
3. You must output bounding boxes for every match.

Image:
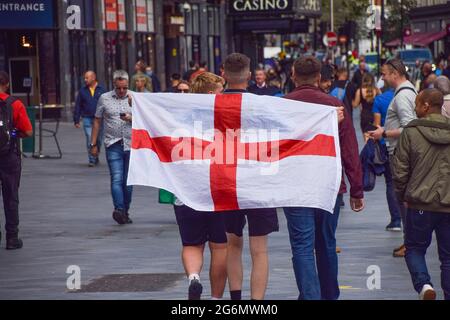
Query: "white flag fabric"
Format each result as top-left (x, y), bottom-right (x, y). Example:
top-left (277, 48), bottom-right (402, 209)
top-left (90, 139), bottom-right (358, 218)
top-left (128, 92), bottom-right (342, 213)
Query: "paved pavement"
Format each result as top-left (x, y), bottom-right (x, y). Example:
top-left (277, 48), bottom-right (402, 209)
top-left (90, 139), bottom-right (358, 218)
top-left (0, 110), bottom-right (444, 300)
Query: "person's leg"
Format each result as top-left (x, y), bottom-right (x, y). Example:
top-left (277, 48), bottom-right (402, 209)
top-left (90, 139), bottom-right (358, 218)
top-left (224, 211), bottom-right (246, 300)
top-left (389, 155), bottom-right (407, 256)
top-left (435, 213), bottom-right (450, 300)
top-left (249, 235), bottom-right (269, 300)
top-left (82, 117), bottom-right (96, 165)
top-left (173, 205), bottom-right (207, 299)
top-left (404, 208), bottom-right (434, 295)
top-left (122, 149), bottom-right (133, 213)
top-left (105, 143), bottom-right (126, 212)
top-left (181, 244), bottom-right (205, 276)
top-left (209, 241), bottom-right (227, 299)
top-left (245, 209), bottom-right (278, 300)
top-left (315, 194), bottom-right (341, 300)
top-left (283, 207), bottom-right (320, 300)
top-left (0, 155), bottom-right (21, 243)
top-left (383, 158), bottom-right (402, 228)
top-left (226, 233), bottom-right (244, 299)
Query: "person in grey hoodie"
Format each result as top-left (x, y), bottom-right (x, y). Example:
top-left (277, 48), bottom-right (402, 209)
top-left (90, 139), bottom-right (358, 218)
top-left (368, 59), bottom-right (418, 257)
top-left (392, 88), bottom-right (450, 300)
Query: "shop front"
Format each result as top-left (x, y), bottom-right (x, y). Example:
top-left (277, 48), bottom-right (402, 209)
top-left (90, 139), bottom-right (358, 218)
top-left (133, 0), bottom-right (157, 70)
top-left (226, 0), bottom-right (321, 69)
top-left (101, 0), bottom-right (129, 89)
top-left (0, 0), bottom-right (60, 106)
top-left (66, 0), bottom-right (97, 103)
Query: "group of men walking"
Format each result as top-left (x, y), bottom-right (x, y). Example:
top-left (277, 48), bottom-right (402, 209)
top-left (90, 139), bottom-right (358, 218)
top-left (1, 50), bottom-right (449, 300)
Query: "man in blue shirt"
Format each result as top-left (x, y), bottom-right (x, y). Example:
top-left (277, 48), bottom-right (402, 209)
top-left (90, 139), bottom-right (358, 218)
top-left (74, 70), bottom-right (106, 166)
top-left (372, 85), bottom-right (402, 231)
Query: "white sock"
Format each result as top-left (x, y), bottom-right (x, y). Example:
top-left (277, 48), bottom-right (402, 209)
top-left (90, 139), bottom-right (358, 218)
top-left (188, 273), bottom-right (200, 283)
top-left (211, 297), bottom-right (221, 300)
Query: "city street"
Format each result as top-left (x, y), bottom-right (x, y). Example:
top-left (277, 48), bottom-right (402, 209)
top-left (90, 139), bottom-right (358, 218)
top-left (0, 110), bottom-right (443, 300)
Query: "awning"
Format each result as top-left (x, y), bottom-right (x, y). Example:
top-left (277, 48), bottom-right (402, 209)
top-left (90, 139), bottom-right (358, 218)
top-left (414, 30), bottom-right (447, 46)
top-left (385, 30), bottom-right (448, 47)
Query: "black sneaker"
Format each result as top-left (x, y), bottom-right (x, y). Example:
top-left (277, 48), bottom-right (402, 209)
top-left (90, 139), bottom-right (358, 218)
top-left (386, 221), bottom-right (402, 232)
top-left (88, 162), bottom-right (95, 167)
top-left (188, 278), bottom-right (203, 300)
top-left (6, 237), bottom-right (23, 250)
top-left (112, 209), bottom-right (127, 225)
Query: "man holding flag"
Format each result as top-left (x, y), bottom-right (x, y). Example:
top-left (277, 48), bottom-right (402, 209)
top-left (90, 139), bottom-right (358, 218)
top-left (128, 54), bottom-right (346, 300)
top-left (284, 56), bottom-right (364, 300)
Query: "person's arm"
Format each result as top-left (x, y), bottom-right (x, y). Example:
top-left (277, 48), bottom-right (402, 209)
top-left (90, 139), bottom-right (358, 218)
top-left (73, 90), bottom-right (82, 127)
top-left (392, 130), bottom-right (411, 202)
top-left (90, 117), bottom-right (102, 157)
top-left (90, 96), bottom-right (104, 157)
top-left (339, 109), bottom-right (365, 212)
top-left (352, 88), bottom-right (361, 108)
top-left (14, 101), bottom-right (33, 137)
top-left (373, 113), bottom-right (382, 127)
top-left (372, 98), bottom-right (382, 127)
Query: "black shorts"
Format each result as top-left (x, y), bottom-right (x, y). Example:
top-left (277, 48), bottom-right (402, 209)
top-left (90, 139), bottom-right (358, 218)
top-left (224, 208), bottom-right (279, 237)
top-left (174, 205), bottom-right (227, 246)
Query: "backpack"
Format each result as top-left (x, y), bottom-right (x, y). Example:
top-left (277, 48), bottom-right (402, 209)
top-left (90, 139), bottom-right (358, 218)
top-left (330, 81), bottom-right (348, 101)
top-left (0, 96), bottom-right (17, 155)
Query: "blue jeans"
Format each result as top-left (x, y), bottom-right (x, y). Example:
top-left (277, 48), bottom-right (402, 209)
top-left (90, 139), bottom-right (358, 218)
top-left (405, 208), bottom-right (450, 300)
top-left (83, 117), bottom-right (103, 164)
top-left (105, 141), bottom-right (133, 212)
top-left (383, 157), bottom-right (401, 225)
top-left (283, 194), bottom-right (342, 300)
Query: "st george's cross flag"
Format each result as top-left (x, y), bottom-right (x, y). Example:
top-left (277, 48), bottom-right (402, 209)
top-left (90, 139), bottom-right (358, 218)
top-left (127, 92), bottom-right (342, 213)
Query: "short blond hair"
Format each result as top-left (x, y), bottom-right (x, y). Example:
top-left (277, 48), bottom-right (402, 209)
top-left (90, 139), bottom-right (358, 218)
top-left (190, 72), bottom-right (224, 94)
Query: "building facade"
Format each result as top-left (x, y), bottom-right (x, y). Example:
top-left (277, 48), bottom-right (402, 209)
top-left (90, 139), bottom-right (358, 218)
top-left (0, 0), bottom-right (226, 117)
top-left (409, 0), bottom-right (450, 58)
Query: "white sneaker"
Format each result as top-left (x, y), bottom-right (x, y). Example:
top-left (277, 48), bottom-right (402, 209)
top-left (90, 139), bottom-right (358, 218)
top-left (419, 284), bottom-right (436, 300)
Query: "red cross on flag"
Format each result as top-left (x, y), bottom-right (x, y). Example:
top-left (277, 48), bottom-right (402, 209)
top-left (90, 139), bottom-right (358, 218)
top-left (128, 93), bottom-right (342, 213)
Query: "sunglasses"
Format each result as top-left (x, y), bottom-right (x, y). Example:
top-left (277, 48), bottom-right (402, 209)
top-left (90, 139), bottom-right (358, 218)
top-left (386, 60), bottom-right (404, 74)
top-left (177, 89), bottom-right (189, 93)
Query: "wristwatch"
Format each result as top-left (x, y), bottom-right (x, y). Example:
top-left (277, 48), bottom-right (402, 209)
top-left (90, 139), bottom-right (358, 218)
top-left (382, 129), bottom-right (387, 139)
top-left (89, 143), bottom-right (97, 148)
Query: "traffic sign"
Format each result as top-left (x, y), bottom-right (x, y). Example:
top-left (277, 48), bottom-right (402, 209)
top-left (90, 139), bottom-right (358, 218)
top-left (325, 31), bottom-right (337, 47)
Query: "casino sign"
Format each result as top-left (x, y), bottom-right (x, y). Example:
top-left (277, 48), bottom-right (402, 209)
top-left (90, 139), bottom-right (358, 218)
top-left (229, 0), bottom-right (294, 15)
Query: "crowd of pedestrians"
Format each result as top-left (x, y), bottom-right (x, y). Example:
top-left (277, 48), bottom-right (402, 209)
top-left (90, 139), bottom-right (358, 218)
top-left (1, 50), bottom-right (449, 301)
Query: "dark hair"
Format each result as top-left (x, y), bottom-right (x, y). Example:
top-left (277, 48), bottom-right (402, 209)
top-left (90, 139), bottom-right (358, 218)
top-left (320, 64), bottom-right (334, 81)
top-left (135, 59), bottom-right (147, 72)
top-left (171, 73), bottom-right (181, 81)
top-left (419, 88), bottom-right (444, 109)
top-left (293, 56), bottom-right (321, 82)
top-left (0, 71), bottom-right (9, 86)
top-left (384, 59), bottom-right (407, 77)
top-left (176, 80), bottom-right (190, 89)
top-left (224, 53), bottom-right (250, 74)
top-left (199, 61), bottom-right (207, 68)
top-left (189, 60), bottom-right (196, 68)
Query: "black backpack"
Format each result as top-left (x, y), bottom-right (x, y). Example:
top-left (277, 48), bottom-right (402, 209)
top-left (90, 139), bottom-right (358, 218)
top-left (0, 96), bottom-right (17, 155)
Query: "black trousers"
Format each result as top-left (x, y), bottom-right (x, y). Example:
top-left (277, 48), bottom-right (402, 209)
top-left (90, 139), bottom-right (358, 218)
top-left (0, 151), bottom-right (21, 238)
